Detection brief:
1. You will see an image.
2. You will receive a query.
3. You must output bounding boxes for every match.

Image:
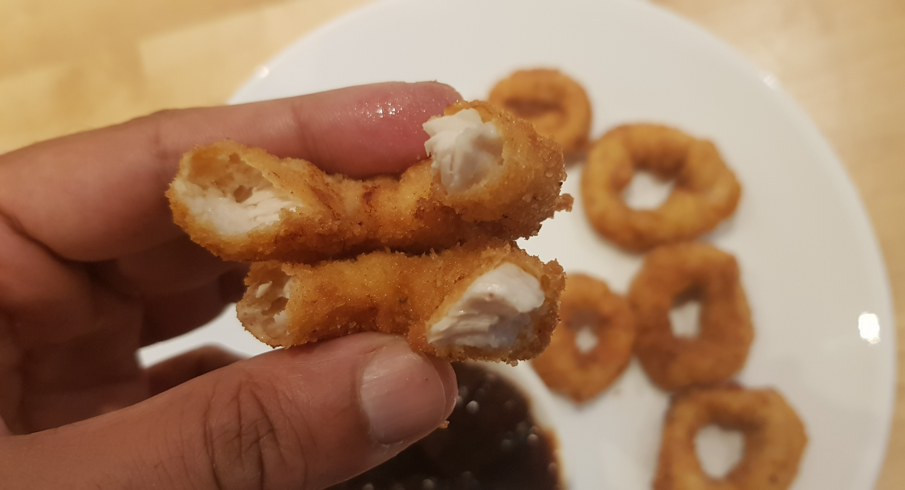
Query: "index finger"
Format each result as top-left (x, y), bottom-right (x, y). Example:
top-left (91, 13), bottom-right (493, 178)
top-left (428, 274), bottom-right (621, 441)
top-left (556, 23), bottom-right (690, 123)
top-left (0, 82), bottom-right (461, 261)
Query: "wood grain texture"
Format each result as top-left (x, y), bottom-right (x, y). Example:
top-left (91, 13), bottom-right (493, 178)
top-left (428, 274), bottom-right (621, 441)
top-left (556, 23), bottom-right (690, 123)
top-left (1, 0), bottom-right (903, 487)
top-left (0, 0), bottom-right (372, 151)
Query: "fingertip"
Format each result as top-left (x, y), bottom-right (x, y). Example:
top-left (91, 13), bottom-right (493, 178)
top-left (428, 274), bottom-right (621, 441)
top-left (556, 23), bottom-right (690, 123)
top-left (409, 80), bottom-right (463, 106)
top-left (427, 356), bottom-right (458, 418)
top-left (287, 81), bottom-right (462, 177)
top-left (359, 337), bottom-right (454, 445)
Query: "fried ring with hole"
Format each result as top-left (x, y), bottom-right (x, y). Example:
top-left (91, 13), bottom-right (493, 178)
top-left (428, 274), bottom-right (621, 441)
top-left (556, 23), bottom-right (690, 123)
top-left (532, 274), bottom-right (635, 402)
top-left (654, 385), bottom-right (807, 490)
top-left (489, 69), bottom-right (591, 155)
top-left (581, 124), bottom-right (741, 250)
top-left (629, 243), bottom-right (753, 391)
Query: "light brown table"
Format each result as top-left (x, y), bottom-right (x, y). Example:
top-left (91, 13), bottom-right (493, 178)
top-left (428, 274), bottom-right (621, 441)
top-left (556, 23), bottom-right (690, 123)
top-left (1, 0), bottom-right (903, 486)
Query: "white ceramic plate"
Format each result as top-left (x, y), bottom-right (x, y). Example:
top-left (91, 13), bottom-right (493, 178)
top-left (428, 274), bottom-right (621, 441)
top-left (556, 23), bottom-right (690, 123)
top-left (141, 0), bottom-right (897, 488)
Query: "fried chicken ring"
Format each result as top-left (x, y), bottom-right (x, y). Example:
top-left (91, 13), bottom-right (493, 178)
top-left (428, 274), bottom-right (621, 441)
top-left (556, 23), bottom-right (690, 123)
top-left (629, 243), bottom-right (753, 391)
top-left (237, 240), bottom-right (565, 363)
top-left (168, 100), bottom-right (571, 262)
top-left (532, 274), bottom-right (635, 402)
top-left (489, 69), bottom-right (592, 155)
top-left (654, 386), bottom-right (807, 490)
top-left (581, 124), bottom-right (741, 251)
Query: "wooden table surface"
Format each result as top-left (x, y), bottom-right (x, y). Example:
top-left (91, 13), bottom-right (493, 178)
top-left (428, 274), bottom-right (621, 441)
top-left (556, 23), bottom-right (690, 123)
top-left (2, 0), bottom-right (903, 486)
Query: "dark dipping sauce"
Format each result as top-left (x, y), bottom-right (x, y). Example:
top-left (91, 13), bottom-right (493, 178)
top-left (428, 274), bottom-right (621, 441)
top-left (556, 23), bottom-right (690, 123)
top-left (330, 363), bottom-right (561, 490)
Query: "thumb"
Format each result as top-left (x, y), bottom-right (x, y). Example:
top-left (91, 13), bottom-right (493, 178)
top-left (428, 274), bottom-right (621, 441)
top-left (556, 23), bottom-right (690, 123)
top-left (2, 333), bottom-right (456, 490)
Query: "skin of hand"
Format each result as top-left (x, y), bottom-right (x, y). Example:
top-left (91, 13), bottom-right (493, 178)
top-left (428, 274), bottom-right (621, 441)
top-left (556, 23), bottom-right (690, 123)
top-left (0, 82), bottom-right (461, 489)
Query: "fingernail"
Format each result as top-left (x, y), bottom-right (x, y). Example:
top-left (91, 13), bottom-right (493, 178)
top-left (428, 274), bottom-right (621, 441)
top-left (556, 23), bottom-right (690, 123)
top-left (360, 339), bottom-right (449, 444)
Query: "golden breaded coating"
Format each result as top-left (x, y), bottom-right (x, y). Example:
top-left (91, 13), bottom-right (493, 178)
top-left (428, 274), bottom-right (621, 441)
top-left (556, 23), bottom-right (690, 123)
top-left (489, 68), bottom-right (592, 155)
top-left (629, 243), bottom-right (753, 392)
top-left (167, 101), bottom-right (572, 262)
top-left (654, 386), bottom-right (807, 490)
top-left (237, 240), bottom-right (565, 363)
top-left (532, 274), bottom-right (635, 403)
top-left (582, 124), bottom-right (741, 251)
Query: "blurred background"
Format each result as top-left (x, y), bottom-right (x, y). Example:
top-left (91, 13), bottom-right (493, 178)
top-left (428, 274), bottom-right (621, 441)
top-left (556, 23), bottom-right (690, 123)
top-left (1, 0), bottom-right (903, 487)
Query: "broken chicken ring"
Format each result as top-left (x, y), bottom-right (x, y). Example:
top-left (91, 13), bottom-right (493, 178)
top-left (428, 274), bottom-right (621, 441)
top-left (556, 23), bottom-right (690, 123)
top-left (531, 274), bottom-right (635, 403)
top-left (237, 240), bottom-right (565, 363)
top-left (654, 385), bottom-right (808, 490)
top-left (167, 100), bottom-right (572, 263)
top-left (489, 69), bottom-right (592, 156)
top-left (629, 242), bottom-right (753, 392)
top-left (581, 124), bottom-right (741, 251)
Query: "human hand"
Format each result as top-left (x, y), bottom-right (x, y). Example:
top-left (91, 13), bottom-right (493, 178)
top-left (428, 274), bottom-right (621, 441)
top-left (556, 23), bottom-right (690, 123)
top-left (0, 82), bottom-right (460, 489)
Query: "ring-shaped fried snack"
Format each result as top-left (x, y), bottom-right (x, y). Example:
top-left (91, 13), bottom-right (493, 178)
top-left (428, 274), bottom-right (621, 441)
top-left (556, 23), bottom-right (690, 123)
top-left (237, 240), bottom-right (565, 363)
top-left (532, 274), bottom-right (635, 402)
top-left (581, 124), bottom-right (741, 251)
top-left (654, 386), bottom-right (807, 490)
top-left (168, 101), bottom-right (571, 263)
top-left (629, 243), bottom-right (753, 391)
top-left (489, 69), bottom-right (591, 155)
